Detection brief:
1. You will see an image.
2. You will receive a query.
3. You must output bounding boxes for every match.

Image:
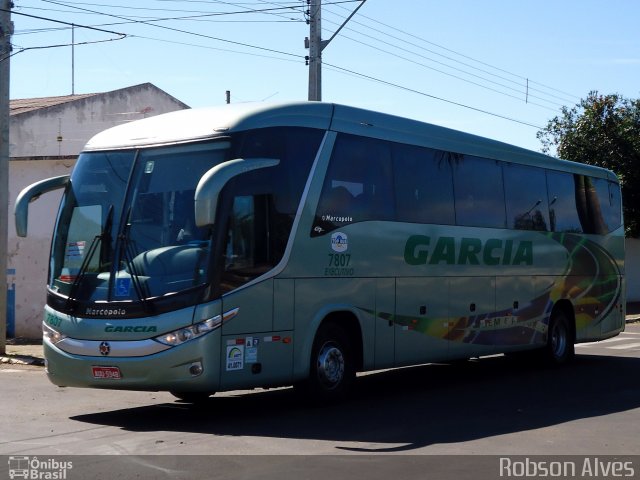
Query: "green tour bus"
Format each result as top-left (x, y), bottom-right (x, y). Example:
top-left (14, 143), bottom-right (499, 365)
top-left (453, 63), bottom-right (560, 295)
top-left (15, 102), bottom-right (625, 402)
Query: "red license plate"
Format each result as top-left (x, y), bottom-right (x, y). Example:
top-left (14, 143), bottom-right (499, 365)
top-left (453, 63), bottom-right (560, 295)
top-left (92, 366), bottom-right (122, 380)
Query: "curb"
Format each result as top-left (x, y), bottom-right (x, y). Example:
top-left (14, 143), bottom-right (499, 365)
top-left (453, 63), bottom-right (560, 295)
top-left (0, 354), bottom-right (45, 367)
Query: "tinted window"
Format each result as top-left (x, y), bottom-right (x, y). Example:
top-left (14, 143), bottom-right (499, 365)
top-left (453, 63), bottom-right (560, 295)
top-left (503, 163), bottom-right (549, 231)
top-left (393, 143), bottom-right (455, 225)
top-left (547, 171), bottom-right (584, 233)
top-left (220, 127), bottom-right (324, 291)
top-left (592, 178), bottom-right (622, 233)
top-left (313, 134), bottom-right (394, 236)
top-left (606, 180), bottom-right (622, 231)
top-left (452, 155), bottom-right (506, 228)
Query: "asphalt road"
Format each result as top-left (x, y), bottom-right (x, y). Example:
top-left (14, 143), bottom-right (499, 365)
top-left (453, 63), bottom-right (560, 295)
top-left (1, 325), bottom-right (640, 478)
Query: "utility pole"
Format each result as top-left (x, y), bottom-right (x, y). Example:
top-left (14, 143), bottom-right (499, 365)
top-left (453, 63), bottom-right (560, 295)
top-left (0, 0), bottom-right (13, 353)
top-left (307, 0), bottom-right (322, 101)
top-left (306, 0), bottom-right (367, 102)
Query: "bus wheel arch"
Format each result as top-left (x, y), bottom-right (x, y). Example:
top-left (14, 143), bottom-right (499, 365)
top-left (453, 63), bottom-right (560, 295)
top-left (545, 300), bottom-right (576, 365)
top-left (298, 311), bottom-right (363, 402)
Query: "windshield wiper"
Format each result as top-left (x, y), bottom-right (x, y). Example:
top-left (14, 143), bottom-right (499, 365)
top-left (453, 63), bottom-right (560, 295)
top-left (65, 205), bottom-right (114, 309)
top-left (116, 207), bottom-right (151, 311)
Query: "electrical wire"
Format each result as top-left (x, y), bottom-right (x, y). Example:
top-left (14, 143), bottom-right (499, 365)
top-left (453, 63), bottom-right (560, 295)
top-left (11, 1), bottom-right (557, 130)
top-left (322, 17), bottom-right (560, 112)
top-left (323, 61), bottom-right (546, 129)
top-left (326, 2), bottom-right (579, 103)
top-left (37, 0), bottom-right (303, 59)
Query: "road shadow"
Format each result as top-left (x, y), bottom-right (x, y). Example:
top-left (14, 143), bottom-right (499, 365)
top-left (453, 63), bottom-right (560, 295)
top-left (71, 354), bottom-right (640, 452)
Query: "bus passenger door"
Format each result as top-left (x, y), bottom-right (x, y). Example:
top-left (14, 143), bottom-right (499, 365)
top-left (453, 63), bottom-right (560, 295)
top-left (217, 193), bottom-right (291, 390)
top-left (394, 277), bottom-right (449, 367)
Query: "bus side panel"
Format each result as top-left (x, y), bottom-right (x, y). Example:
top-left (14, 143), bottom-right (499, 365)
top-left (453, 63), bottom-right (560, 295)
top-left (448, 276), bottom-right (496, 359)
top-left (219, 278), bottom-right (295, 390)
top-left (221, 279), bottom-right (273, 336)
top-left (600, 275), bottom-right (625, 336)
top-left (494, 275), bottom-right (537, 352)
top-left (374, 278), bottom-right (395, 370)
top-left (394, 277), bottom-right (449, 366)
top-left (219, 330), bottom-right (293, 391)
top-left (274, 279), bottom-right (295, 331)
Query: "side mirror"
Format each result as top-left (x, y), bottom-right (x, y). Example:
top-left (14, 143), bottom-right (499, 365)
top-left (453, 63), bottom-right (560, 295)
top-left (194, 158), bottom-right (279, 228)
top-left (15, 175), bottom-right (70, 237)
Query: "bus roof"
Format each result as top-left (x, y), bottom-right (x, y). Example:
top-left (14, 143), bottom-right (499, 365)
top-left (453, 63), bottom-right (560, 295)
top-left (82, 101), bottom-right (618, 182)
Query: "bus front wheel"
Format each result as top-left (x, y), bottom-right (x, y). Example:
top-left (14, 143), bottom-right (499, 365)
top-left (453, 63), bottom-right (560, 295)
top-left (302, 323), bottom-right (356, 403)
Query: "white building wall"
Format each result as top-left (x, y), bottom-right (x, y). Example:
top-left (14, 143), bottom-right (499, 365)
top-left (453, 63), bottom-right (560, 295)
top-left (625, 238), bottom-right (640, 303)
top-left (8, 159), bottom-right (74, 337)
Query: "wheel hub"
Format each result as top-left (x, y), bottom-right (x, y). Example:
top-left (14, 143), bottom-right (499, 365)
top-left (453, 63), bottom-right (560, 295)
top-left (551, 321), bottom-right (567, 358)
top-left (317, 343), bottom-right (345, 388)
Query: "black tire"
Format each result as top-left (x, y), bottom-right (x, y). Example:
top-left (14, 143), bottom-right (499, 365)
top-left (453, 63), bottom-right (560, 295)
top-left (300, 323), bottom-right (356, 403)
top-left (544, 310), bottom-right (575, 365)
top-left (170, 391), bottom-right (215, 403)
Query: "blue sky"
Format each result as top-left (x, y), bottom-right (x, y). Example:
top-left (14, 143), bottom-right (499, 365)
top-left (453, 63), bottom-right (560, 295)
top-left (9, 0), bottom-right (640, 152)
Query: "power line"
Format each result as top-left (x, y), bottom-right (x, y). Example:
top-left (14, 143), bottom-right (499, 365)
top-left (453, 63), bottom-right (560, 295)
top-left (322, 17), bottom-right (560, 112)
top-left (128, 31), bottom-right (301, 63)
top-left (38, 0), bottom-right (307, 22)
top-left (323, 61), bottom-right (546, 129)
top-left (7, 8), bottom-right (127, 36)
top-left (38, 0), bottom-right (303, 59)
top-left (1, 7), bottom-right (126, 61)
top-left (326, 2), bottom-right (580, 104)
top-left (13, 1), bottom-right (550, 131)
top-left (323, 12), bottom-right (573, 107)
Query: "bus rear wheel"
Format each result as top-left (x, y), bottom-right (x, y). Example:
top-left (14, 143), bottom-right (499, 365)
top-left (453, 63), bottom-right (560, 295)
top-left (170, 391), bottom-right (215, 403)
top-left (544, 310), bottom-right (575, 365)
top-left (301, 323), bottom-right (356, 403)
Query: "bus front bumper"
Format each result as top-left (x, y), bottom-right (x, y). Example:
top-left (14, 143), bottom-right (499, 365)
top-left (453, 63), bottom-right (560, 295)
top-left (43, 331), bottom-right (222, 392)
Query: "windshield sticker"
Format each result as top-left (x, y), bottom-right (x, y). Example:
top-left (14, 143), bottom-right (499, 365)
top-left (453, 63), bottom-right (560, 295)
top-left (226, 345), bottom-right (244, 371)
top-left (144, 161), bottom-right (155, 174)
top-left (65, 241), bottom-right (85, 259)
top-left (331, 232), bottom-right (348, 252)
top-left (115, 277), bottom-right (131, 297)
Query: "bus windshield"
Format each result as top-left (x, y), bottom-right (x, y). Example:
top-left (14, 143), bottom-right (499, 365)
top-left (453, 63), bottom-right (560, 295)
top-left (49, 141), bottom-right (229, 304)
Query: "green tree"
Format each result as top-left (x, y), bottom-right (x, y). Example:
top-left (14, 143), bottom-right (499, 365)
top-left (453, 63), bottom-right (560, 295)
top-left (537, 91), bottom-right (640, 237)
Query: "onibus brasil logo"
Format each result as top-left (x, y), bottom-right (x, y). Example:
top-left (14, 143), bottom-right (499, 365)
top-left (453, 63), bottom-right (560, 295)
top-left (8, 456), bottom-right (73, 479)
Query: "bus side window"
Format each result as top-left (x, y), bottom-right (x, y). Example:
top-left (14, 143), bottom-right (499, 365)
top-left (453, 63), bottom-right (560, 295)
top-left (547, 170), bottom-right (584, 233)
top-left (393, 144), bottom-right (455, 225)
top-left (312, 134), bottom-right (394, 235)
top-left (605, 180), bottom-right (622, 232)
top-left (452, 155), bottom-right (506, 229)
top-left (503, 163), bottom-right (549, 231)
top-left (592, 177), bottom-right (622, 233)
top-left (221, 195), bottom-right (272, 292)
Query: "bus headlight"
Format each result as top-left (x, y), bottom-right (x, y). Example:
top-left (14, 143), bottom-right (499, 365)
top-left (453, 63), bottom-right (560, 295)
top-left (43, 323), bottom-right (66, 344)
top-left (154, 314), bottom-right (222, 346)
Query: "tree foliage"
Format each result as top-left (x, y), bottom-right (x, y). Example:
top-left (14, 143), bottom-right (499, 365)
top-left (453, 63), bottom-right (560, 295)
top-left (537, 91), bottom-right (640, 237)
